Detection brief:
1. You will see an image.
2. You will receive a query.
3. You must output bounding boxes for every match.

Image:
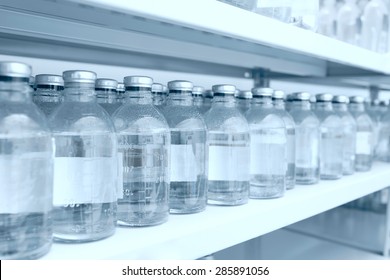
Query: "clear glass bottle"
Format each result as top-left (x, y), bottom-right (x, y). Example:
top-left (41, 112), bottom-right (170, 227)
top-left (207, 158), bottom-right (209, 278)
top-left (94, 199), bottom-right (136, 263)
top-left (116, 82), bottom-right (126, 104)
top-left (49, 70), bottom-right (117, 242)
top-left (192, 86), bottom-right (205, 111)
top-left (254, 0), bottom-right (293, 23)
top-left (313, 93), bottom-right (343, 180)
top-left (200, 90), bottom-right (213, 115)
top-left (33, 74), bottom-right (64, 116)
top-left (235, 90), bottom-right (252, 115)
top-left (288, 92), bottom-right (320, 184)
top-left (376, 101), bottom-right (390, 162)
top-left (348, 96), bottom-right (374, 171)
top-left (112, 76), bottom-right (170, 226)
top-left (0, 62), bottom-right (53, 259)
top-left (96, 78), bottom-right (121, 116)
top-left (360, 0), bottom-right (386, 51)
top-left (272, 90), bottom-right (296, 190)
top-left (318, 0), bottom-right (336, 37)
top-left (332, 95), bottom-right (357, 175)
top-left (151, 83), bottom-right (167, 107)
top-left (204, 84), bottom-right (250, 205)
top-left (245, 88), bottom-right (286, 198)
top-left (161, 80), bottom-right (207, 213)
top-left (336, 0), bottom-right (359, 44)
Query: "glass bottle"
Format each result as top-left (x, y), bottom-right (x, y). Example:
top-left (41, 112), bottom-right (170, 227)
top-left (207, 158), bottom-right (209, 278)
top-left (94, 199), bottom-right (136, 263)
top-left (313, 93), bottom-right (343, 180)
top-left (112, 76), bottom-right (170, 226)
top-left (0, 62), bottom-right (53, 259)
top-left (376, 101), bottom-right (390, 162)
top-left (117, 82), bottom-right (126, 104)
top-left (318, 0), bottom-right (336, 37)
top-left (33, 74), bottom-right (64, 116)
top-left (235, 90), bottom-right (252, 115)
top-left (151, 83), bottom-right (167, 107)
top-left (192, 86), bottom-right (205, 111)
top-left (272, 90), bottom-right (296, 190)
top-left (360, 0), bottom-right (386, 51)
top-left (246, 88), bottom-right (287, 198)
top-left (204, 84), bottom-right (250, 205)
top-left (288, 92), bottom-right (320, 184)
top-left (200, 90), bottom-right (213, 115)
top-left (160, 80), bottom-right (207, 213)
top-left (348, 96), bottom-right (374, 171)
top-left (49, 70), bottom-right (117, 242)
top-left (332, 95), bottom-right (357, 175)
top-left (96, 78), bottom-right (121, 116)
top-left (336, 0), bottom-right (359, 44)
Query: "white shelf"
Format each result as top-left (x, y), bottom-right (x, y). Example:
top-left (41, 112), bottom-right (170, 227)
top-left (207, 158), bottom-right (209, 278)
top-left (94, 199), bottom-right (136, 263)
top-left (42, 162), bottom-right (390, 260)
top-left (0, 0), bottom-right (389, 81)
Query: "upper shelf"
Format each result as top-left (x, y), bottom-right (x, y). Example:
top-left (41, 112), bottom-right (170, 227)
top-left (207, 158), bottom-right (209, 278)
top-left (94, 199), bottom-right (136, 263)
top-left (42, 162), bottom-right (390, 260)
top-left (0, 0), bottom-right (389, 82)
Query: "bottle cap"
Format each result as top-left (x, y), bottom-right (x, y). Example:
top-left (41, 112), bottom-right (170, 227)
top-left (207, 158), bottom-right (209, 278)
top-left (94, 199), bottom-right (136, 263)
top-left (292, 92), bottom-right (311, 101)
top-left (332, 95), bottom-right (349, 104)
top-left (349, 96), bottom-right (365, 104)
top-left (272, 90), bottom-right (285, 99)
top-left (0, 62), bottom-right (32, 78)
top-left (212, 84), bottom-right (236, 95)
top-left (251, 87), bottom-right (273, 97)
top-left (315, 93), bottom-right (333, 102)
top-left (168, 80), bottom-right (193, 91)
top-left (192, 86), bottom-right (205, 96)
top-left (63, 70), bottom-right (96, 84)
top-left (124, 76), bottom-right (153, 87)
top-left (235, 90), bottom-right (252, 99)
top-left (35, 74), bottom-right (64, 87)
top-left (95, 78), bottom-right (118, 89)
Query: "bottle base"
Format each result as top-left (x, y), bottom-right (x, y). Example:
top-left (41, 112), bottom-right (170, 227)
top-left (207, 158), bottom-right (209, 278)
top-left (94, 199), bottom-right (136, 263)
top-left (170, 205), bottom-right (206, 214)
top-left (296, 179), bottom-right (319, 185)
top-left (1, 242), bottom-right (52, 260)
top-left (320, 174), bottom-right (342, 180)
top-left (117, 215), bottom-right (168, 227)
top-left (207, 198), bottom-right (248, 206)
top-left (53, 228), bottom-right (115, 243)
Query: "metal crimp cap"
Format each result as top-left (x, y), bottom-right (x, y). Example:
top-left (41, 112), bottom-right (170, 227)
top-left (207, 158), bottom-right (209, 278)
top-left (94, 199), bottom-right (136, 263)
top-left (192, 86), bottom-right (205, 96)
top-left (212, 84), bottom-right (236, 95)
top-left (168, 80), bottom-right (193, 91)
top-left (235, 90), bottom-right (252, 99)
top-left (272, 90), bottom-right (285, 99)
top-left (151, 83), bottom-right (164, 93)
top-left (315, 93), bottom-right (333, 102)
top-left (35, 74), bottom-right (64, 86)
top-left (292, 91), bottom-right (311, 101)
top-left (332, 95), bottom-right (349, 104)
top-left (349, 96), bottom-right (365, 104)
top-left (63, 70), bottom-right (96, 84)
top-left (251, 87), bottom-right (273, 97)
top-left (0, 61), bottom-right (32, 78)
top-left (117, 83), bottom-right (125, 92)
top-left (95, 78), bottom-right (118, 89)
top-left (124, 76), bottom-right (153, 87)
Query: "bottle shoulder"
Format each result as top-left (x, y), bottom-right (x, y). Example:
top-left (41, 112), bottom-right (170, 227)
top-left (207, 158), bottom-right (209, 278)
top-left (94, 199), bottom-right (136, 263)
top-left (205, 107), bottom-right (249, 133)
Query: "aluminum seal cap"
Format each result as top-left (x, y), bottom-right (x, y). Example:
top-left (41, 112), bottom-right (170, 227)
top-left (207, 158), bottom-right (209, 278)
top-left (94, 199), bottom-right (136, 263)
top-left (117, 83), bottom-right (125, 92)
top-left (63, 70), bottom-right (96, 84)
top-left (0, 62), bottom-right (32, 78)
top-left (151, 83), bottom-right (164, 93)
top-left (192, 86), bottom-right (205, 96)
top-left (349, 96), bottom-right (365, 104)
top-left (272, 90), bottom-right (285, 99)
top-left (168, 80), bottom-right (193, 91)
top-left (124, 76), bottom-right (153, 87)
top-left (212, 84), bottom-right (236, 95)
top-left (35, 74), bottom-right (64, 87)
top-left (332, 95), bottom-right (349, 104)
top-left (235, 90), bottom-right (252, 99)
top-left (251, 87), bottom-right (273, 97)
top-left (95, 78), bottom-right (118, 89)
top-left (315, 93), bottom-right (333, 102)
top-left (292, 92), bottom-right (311, 101)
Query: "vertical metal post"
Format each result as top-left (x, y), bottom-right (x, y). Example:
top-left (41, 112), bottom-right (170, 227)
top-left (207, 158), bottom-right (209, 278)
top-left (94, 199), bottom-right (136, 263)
top-left (383, 187), bottom-right (390, 257)
top-left (252, 68), bottom-right (270, 88)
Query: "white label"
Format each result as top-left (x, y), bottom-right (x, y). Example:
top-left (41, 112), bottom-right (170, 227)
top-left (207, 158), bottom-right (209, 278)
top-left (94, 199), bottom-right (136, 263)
top-left (208, 145), bottom-right (249, 181)
top-left (356, 132), bottom-right (372, 155)
top-left (117, 152), bottom-right (124, 199)
top-left (0, 153), bottom-right (53, 213)
top-left (170, 145), bottom-right (198, 182)
top-left (250, 135), bottom-right (286, 175)
top-left (53, 157), bottom-right (117, 205)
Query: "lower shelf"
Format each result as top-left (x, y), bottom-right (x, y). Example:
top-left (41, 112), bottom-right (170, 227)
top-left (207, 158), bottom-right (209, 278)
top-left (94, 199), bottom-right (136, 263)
top-left (42, 162), bottom-right (390, 259)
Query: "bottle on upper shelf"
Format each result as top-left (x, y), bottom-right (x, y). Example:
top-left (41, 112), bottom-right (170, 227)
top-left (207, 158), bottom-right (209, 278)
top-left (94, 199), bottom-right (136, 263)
top-left (336, 0), bottom-right (359, 44)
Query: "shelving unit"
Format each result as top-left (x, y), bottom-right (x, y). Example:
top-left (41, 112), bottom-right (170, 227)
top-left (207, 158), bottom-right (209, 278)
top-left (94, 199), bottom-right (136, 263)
top-left (1, 0), bottom-right (390, 259)
top-left (42, 163), bottom-right (390, 259)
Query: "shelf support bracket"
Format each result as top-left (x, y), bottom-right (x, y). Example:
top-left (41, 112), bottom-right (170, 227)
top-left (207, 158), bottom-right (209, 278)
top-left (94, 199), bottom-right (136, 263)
top-left (369, 86), bottom-right (380, 101)
top-left (252, 68), bottom-right (270, 88)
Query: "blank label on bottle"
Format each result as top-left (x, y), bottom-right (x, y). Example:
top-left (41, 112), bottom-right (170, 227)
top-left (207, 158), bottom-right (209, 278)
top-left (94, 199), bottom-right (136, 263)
top-left (117, 152), bottom-right (124, 199)
top-left (170, 144), bottom-right (197, 182)
top-left (208, 145), bottom-right (249, 181)
top-left (356, 132), bottom-right (372, 155)
top-left (53, 157), bottom-right (117, 205)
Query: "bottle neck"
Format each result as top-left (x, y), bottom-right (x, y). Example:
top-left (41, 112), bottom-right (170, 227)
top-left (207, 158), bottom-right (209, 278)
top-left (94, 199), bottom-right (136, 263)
top-left (252, 96), bottom-right (273, 108)
top-left (292, 100), bottom-right (311, 110)
top-left (63, 83), bottom-right (96, 102)
top-left (0, 80), bottom-right (31, 102)
top-left (125, 87), bottom-right (153, 105)
top-left (273, 99), bottom-right (285, 110)
top-left (349, 103), bottom-right (365, 112)
top-left (212, 95), bottom-right (235, 107)
top-left (166, 91), bottom-right (192, 106)
top-left (332, 103), bottom-right (348, 112)
top-left (96, 89), bottom-right (118, 103)
top-left (315, 101), bottom-right (333, 111)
